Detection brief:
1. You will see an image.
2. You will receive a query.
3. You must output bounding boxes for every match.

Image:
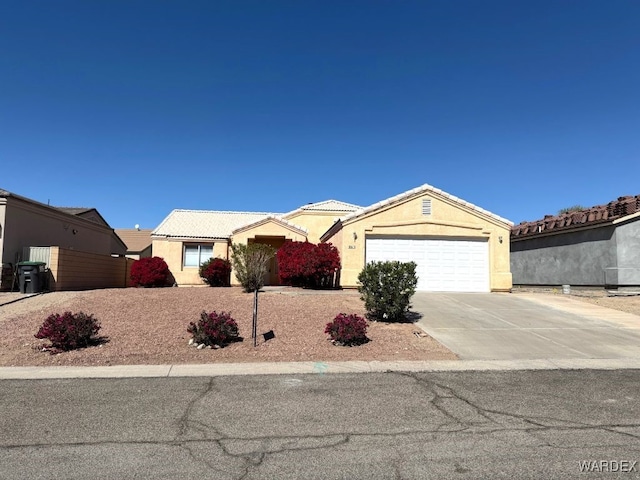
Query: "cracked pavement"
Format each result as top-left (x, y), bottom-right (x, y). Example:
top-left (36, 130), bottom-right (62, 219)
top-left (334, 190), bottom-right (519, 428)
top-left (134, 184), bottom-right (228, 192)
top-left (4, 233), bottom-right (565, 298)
top-left (2, 370), bottom-right (640, 479)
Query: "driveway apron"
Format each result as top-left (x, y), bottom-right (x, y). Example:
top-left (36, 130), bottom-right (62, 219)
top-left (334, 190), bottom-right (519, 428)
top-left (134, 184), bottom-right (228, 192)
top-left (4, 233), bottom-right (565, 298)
top-left (412, 293), bottom-right (640, 360)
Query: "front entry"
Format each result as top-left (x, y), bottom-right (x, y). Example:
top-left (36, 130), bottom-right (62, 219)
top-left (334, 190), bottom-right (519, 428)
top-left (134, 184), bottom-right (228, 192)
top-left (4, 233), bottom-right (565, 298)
top-left (249, 236), bottom-right (286, 286)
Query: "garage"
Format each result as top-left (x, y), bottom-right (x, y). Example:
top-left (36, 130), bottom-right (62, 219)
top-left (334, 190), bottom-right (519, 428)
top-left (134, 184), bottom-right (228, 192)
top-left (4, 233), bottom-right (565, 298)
top-left (320, 183), bottom-right (512, 291)
top-left (365, 236), bottom-right (490, 292)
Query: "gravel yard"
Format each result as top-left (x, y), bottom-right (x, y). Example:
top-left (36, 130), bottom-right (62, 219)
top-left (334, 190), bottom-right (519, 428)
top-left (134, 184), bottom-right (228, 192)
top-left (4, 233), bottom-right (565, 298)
top-left (0, 287), bottom-right (456, 367)
top-left (512, 286), bottom-right (640, 316)
top-left (564, 291), bottom-right (640, 316)
top-left (3, 287), bottom-right (638, 368)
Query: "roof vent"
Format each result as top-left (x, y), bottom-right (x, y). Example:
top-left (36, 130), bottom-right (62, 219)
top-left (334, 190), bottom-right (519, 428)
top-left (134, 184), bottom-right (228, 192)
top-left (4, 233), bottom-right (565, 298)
top-left (422, 199), bottom-right (432, 216)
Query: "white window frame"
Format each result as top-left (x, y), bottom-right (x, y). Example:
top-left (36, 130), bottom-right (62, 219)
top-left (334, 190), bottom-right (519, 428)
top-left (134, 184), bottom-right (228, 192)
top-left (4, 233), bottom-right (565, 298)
top-left (183, 244), bottom-right (214, 268)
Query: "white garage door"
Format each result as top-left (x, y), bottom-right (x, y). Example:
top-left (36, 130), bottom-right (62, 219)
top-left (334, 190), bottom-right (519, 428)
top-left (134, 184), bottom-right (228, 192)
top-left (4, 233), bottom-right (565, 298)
top-left (365, 237), bottom-right (490, 292)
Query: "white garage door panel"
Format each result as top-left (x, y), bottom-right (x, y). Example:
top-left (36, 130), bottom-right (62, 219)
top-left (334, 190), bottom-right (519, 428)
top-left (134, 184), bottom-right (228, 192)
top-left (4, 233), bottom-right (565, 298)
top-left (365, 238), bottom-right (489, 292)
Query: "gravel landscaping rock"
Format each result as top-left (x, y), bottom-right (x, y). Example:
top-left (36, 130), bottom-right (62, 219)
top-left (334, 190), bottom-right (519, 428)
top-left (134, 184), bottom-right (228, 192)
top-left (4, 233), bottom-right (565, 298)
top-left (0, 287), bottom-right (456, 366)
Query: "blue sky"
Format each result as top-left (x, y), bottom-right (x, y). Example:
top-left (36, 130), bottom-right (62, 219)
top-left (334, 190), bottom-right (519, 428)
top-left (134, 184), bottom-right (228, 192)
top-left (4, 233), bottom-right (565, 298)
top-left (1, 1), bottom-right (639, 229)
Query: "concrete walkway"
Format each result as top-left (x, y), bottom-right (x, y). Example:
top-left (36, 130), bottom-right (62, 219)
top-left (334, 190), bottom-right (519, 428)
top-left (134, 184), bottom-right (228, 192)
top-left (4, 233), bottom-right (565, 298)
top-left (412, 292), bottom-right (640, 360)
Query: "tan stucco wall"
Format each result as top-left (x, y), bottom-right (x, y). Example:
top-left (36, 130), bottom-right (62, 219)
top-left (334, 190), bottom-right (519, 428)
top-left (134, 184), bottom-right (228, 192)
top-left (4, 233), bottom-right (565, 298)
top-left (152, 238), bottom-right (228, 286)
top-left (124, 245), bottom-right (152, 260)
top-left (1, 197), bottom-right (120, 267)
top-left (232, 222), bottom-right (307, 245)
top-left (283, 211), bottom-right (341, 243)
top-left (48, 246), bottom-right (133, 291)
top-left (325, 192), bottom-right (512, 291)
top-left (229, 220), bottom-right (307, 286)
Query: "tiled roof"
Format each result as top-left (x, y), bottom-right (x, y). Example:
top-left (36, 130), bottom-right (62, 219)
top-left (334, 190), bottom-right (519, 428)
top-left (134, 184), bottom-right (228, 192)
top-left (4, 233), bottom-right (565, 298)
top-left (340, 183), bottom-right (513, 226)
top-left (298, 200), bottom-right (362, 212)
top-left (283, 199), bottom-right (362, 219)
top-left (115, 229), bottom-right (153, 252)
top-left (55, 207), bottom-right (110, 227)
top-left (232, 216), bottom-right (308, 235)
top-left (56, 207), bottom-right (94, 215)
top-left (152, 209), bottom-right (281, 239)
top-left (511, 195), bottom-right (640, 239)
top-left (1, 188), bottom-right (115, 228)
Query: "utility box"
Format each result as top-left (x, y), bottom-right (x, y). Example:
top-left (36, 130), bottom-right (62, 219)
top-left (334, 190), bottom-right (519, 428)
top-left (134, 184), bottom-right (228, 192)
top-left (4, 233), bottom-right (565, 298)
top-left (18, 261), bottom-right (46, 294)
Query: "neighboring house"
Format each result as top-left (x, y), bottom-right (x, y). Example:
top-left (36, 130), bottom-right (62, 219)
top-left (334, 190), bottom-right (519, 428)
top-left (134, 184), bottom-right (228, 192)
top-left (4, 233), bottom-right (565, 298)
top-left (511, 195), bottom-right (640, 288)
top-left (153, 185), bottom-right (513, 292)
top-left (0, 188), bottom-right (127, 290)
top-left (115, 228), bottom-right (153, 259)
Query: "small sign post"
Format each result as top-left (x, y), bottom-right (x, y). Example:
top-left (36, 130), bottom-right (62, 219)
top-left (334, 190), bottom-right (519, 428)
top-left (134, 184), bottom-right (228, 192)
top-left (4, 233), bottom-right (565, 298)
top-left (252, 289), bottom-right (258, 347)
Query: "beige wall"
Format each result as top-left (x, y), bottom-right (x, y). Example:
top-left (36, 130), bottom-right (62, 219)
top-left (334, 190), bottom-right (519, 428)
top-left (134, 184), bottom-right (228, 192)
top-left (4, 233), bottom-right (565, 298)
top-left (283, 211), bottom-right (341, 243)
top-left (48, 246), bottom-right (133, 291)
top-left (325, 192), bottom-right (512, 291)
top-left (1, 196), bottom-right (120, 268)
top-left (152, 238), bottom-right (228, 286)
top-left (230, 220), bottom-right (307, 286)
top-left (124, 245), bottom-right (152, 260)
top-left (232, 222), bottom-right (307, 245)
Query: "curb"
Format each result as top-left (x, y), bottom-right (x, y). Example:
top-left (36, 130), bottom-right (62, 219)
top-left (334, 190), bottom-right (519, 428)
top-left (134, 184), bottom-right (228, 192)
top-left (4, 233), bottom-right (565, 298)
top-left (2, 358), bottom-right (640, 380)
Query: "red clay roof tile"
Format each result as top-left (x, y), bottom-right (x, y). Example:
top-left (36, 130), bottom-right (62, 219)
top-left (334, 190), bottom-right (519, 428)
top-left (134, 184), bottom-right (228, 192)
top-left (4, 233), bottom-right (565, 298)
top-left (511, 195), bottom-right (640, 239)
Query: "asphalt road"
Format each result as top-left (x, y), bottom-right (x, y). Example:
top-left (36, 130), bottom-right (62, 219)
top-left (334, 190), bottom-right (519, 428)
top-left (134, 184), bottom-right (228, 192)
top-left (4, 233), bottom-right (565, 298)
top-left (2, 370), bottom-right (640, 479)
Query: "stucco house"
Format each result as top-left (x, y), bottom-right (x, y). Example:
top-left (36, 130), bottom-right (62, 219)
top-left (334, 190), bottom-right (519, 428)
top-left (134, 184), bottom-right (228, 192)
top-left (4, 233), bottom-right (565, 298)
top-left (0, 188), bottom-right (128, 291)
top-left (152, 200), bottom-right (361, 286)
top-left (115, 228), bottom-right (153, 259)
top-left (511, 195), bottom-right (640, 288)
top-left (321, 185), bottom-right (513, 292)
top-left (153, 184), bottom-right (513, 292)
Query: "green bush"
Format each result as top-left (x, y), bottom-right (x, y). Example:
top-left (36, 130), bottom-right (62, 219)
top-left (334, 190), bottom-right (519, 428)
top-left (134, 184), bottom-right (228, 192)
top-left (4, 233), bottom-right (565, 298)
top-left (357, 261), bottom-right (417, 322)
top-left (230, 243), bottom-right (276, 292)
top-left (199, 258), bottom-right (232, 287)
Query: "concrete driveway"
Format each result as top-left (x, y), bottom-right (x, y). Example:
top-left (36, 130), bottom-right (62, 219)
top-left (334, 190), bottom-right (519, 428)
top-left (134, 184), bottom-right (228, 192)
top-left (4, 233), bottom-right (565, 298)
top-left (413, 292), bottom-right (640, 360)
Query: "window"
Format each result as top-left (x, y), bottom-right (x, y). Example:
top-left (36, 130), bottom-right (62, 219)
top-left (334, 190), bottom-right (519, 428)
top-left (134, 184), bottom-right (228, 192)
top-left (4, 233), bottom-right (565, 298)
top-left (183, 244), bottom-right (213, 267)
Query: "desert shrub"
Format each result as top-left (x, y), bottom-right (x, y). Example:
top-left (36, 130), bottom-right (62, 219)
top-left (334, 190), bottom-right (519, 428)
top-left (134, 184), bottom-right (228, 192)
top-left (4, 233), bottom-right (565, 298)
top-left (130, 256), bottom-right (171, 287)
top-left (199, 258), bottom-right (232, 287)
top-left (231, 243), bottom-right (275, 292)
top-left (35, 311), bottom-right (101, 352)
top-left (325, 313), bottom-right (368, 346)
top-left (277, 241), bottom-right (340, 288)
top-left (188, 311), bottom-right (239, 347)
top-left (357, 261), bottom-right (418, 322)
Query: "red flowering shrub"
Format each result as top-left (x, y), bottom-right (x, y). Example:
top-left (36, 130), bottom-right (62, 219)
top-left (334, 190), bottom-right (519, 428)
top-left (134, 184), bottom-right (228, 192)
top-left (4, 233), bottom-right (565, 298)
top-left (277, 241), bottom-right (340, 288)
top-left (199, 258), bottom-right (232, 287)
top-left (130, 256), bottom-right (171, 287)
top-left (35, 311), bottom-right (101, 352)
top-left (188, 311), bottom-right (240, 347)
top-left (325, 313), bottom-right (369, 346)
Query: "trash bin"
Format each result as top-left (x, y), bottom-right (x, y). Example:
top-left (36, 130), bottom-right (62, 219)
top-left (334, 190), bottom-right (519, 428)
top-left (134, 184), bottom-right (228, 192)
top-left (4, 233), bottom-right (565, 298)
top-left (18, 261), bottom-right (46, 294)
